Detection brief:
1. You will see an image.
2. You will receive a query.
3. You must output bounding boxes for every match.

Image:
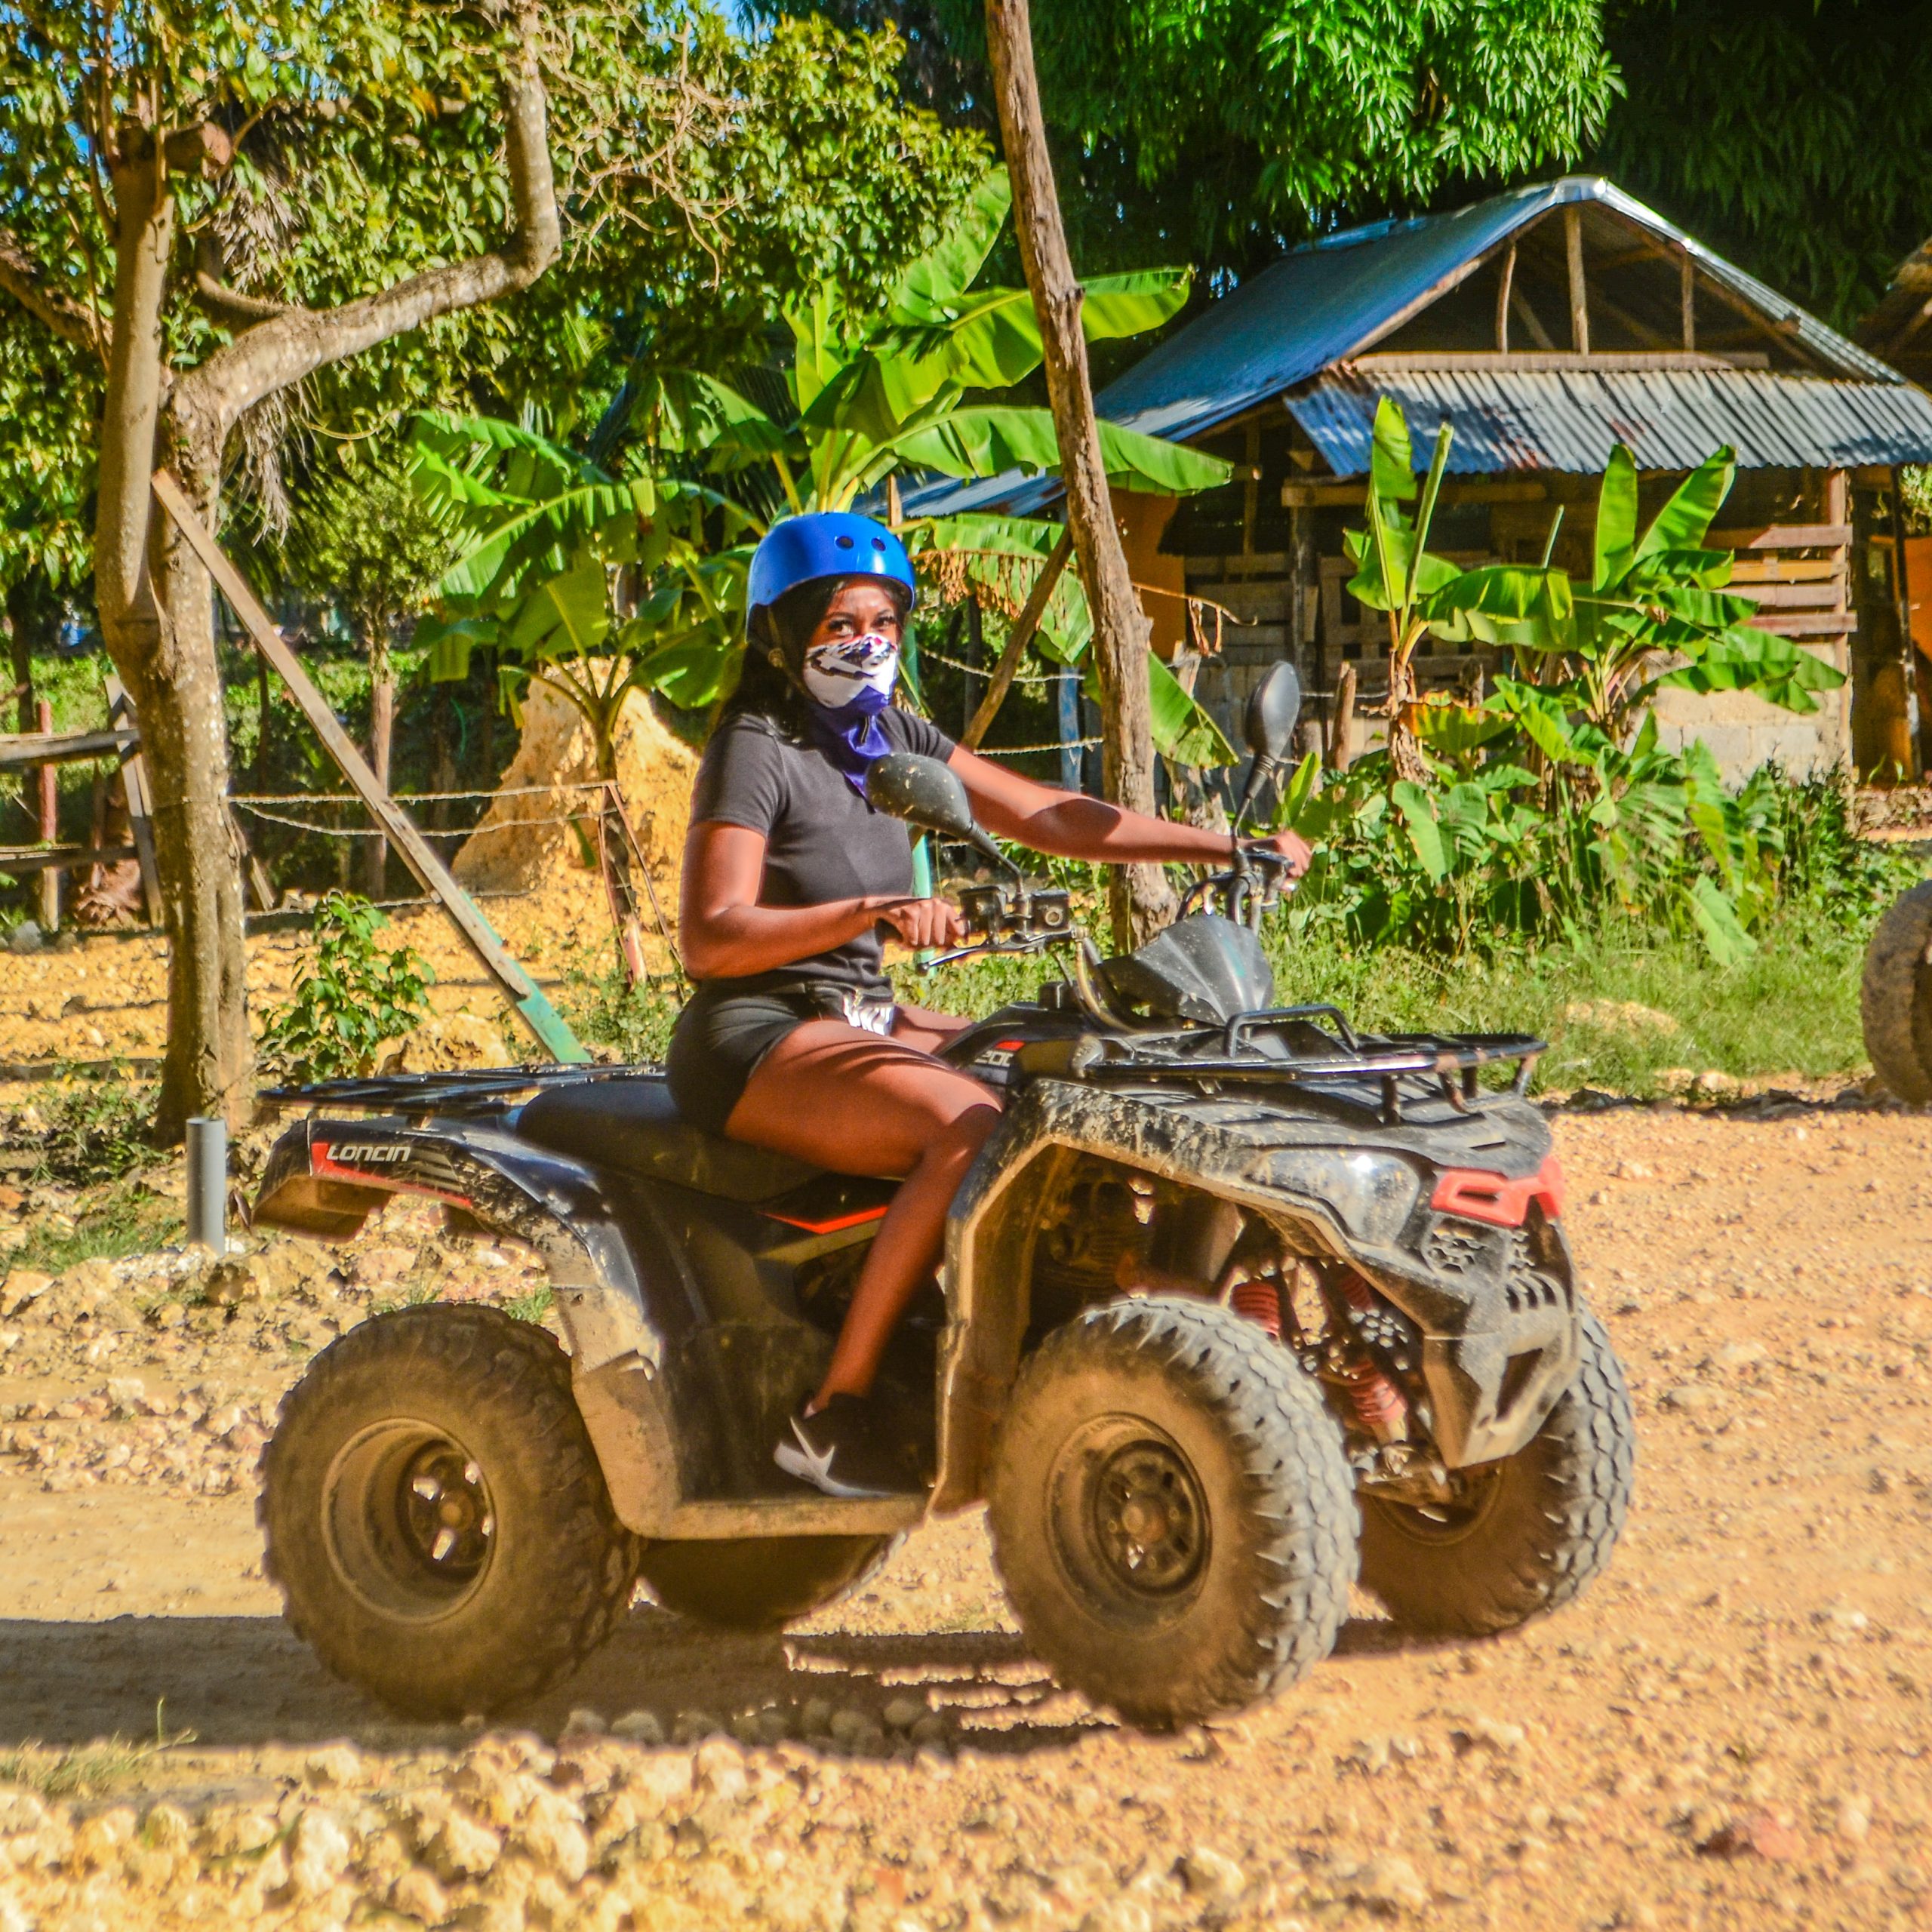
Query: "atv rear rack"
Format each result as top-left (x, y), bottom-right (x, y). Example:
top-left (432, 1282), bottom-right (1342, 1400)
top-left (260, 1064), bottom-right (626, 1118)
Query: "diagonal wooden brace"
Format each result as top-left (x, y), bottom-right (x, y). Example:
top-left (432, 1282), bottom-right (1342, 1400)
top-left (152, 467), bottom-right (590, 1066)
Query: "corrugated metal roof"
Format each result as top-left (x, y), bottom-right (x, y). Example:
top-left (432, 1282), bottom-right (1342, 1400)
top-left (1289, 365), bottom-right (1932, 475)
top-left (1100, 176), bottom-right (1900, 445)
top-left (910, 175), bottom-right (1921, 518)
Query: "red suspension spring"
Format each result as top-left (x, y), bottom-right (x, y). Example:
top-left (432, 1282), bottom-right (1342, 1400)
top-left (1337, 1272), bottom-right (1409, 1442)
top-left (1227, 1275), bottom-right (1282, 1337)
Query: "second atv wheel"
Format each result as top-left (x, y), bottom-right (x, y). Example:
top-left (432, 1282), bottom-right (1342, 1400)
top-left (260, 1304), bottom-right (641, 1718)
top-left (1861, 878), bottom-right (1932, 1104)
top-left (1358, 1303), bottom-right (1635, 1638)
top-left (638, 1535), bottom-right (895, 1631)
top-left (987, 1296), bottom-right (1355, 1729)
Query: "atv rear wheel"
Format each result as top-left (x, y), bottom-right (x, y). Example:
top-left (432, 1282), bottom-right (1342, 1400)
top-left (638, 1536), bottom-right (896, 1631)
top-left (1358, 1303), bottom-right (1634, 1638)
top-left (1861, 879), bottom-right (1932, 1104)
top-left (260, 1304), bottom-right (641, 1718)
top-left (987, 1297), bottom-right (1355, 1729)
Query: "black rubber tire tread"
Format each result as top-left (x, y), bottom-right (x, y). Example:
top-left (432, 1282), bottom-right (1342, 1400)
top-left (1860, 879), bottom-right (1932, 1105)
top-left (1358, 1303), bottom-right (1635, 1638)
top-left (638, 1534), bottom-right (896, 1631)
top-left (260, 1304), bottom-right (641, 1718)
top-left (987, 1295), bottom-right (1356, 1730)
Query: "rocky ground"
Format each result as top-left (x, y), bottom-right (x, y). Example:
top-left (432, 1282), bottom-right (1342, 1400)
top-left (0, 1096), bottom-right (1918, 1930)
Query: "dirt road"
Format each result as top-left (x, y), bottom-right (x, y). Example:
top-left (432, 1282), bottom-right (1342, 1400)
top-left (0, 1102), bottom-right (1927, 1930)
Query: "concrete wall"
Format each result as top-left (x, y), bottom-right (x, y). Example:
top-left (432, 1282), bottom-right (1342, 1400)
top-left (1645, 641), bottom-right (1850, 782)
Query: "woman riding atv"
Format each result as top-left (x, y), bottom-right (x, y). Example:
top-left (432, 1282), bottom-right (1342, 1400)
top-left (670, 512), bottom-right (1310, 1497)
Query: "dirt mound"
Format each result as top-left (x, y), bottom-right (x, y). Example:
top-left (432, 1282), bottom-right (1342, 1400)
top-left (453, 674), bottom-right (697, 934)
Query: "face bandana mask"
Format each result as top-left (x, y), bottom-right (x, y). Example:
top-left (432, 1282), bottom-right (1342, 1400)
top-left (798, 631), bottom-right (900, 793)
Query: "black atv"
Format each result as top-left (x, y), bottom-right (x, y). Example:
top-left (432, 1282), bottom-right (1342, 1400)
top-left (252, 678), bottom-right (1635, 1730)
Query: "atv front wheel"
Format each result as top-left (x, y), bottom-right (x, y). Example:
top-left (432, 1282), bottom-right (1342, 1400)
top-left (987, 1296), bottom-right (1355, 1729)
top-left (260, 1304), bottom-right (641, 1718)
top-left (1358, 1303), bottom-right (1634, 1638)
top-left (638, 1535), bottom-right (896, 1631)
top-left (1861, 879), bottom-right (1932, 1104)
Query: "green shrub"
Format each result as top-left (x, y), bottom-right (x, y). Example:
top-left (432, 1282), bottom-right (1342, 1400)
top-left (257, 892), bottom-right (433, 1083)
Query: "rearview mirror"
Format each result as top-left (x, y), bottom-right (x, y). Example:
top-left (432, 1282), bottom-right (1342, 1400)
top-left (866, 753), bottom-right (976, 838)
top-left (1244, 660), bottom-right (1303, 764)
top-left (866, 752), bottom-right (1015, 876)
top-left (1232, 661), bottom-right (1304, 831)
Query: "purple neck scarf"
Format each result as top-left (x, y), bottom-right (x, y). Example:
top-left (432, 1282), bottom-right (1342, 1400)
top-left (805, 686), bottom-right (894, 798)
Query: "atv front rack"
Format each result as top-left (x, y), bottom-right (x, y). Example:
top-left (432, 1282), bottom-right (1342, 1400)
top-left (1037, 1005), bottom-right (1545, 1124)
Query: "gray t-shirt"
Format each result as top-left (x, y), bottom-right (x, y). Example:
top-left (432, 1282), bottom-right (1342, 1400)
top-left (688, 707), bottom-right (958, 996)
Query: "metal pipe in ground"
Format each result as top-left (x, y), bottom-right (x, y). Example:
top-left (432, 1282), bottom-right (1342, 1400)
top-left (186, 1116), bottom-right (228, 1254)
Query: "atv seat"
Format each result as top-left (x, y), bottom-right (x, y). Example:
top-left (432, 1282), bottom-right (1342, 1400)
top-left (514, 1075), bottom-right (829, 1203)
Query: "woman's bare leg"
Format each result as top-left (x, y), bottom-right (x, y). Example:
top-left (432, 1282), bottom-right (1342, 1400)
top-left (724, 1018), bottom-right (1000, 1406)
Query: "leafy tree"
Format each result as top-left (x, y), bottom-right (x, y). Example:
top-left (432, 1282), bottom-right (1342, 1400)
top-left (285, 457), bottom-right (457, 895)
top-left (1595, 0), bottom-right (1932, 331)
top-left (0, 2), bottom-right (983, 1137)
top-left (895, 0), bottom-right (1617, 272)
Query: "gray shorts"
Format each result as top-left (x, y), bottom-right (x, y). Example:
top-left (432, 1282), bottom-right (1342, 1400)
top-left (665, 982), bottom-right (897, 1135)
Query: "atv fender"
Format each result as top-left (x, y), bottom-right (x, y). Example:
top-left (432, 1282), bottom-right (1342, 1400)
top-left (255, 1115), bottom-right (685, 1529)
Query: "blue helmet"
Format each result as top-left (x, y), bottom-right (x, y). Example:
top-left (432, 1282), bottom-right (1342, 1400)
top-left (746, 512), bottom-right (915, 639)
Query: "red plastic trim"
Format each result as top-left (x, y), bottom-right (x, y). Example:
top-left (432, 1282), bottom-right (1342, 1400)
top-left (1429, 1154), bottom-right (1564, 1228)
top-left (764, 1204), bottom-right (891, 1235)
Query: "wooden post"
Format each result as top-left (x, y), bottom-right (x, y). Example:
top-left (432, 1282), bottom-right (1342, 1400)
top-left (1494, 243), bottom-right (1515, 354)
top-left (1240, 420), bottom-right (1260, 561)
top-left (983, 0), bottom-right (1177, 947)
top-left (962, 529), bottom-right (1074, 749)
top-left (1826, 468), bottom-right (1855, 771)
top-left (102, 675), bottom-right (163, 926)
top-left (1681, 255), bottom-right (1696, 352)
top-left (35, 700), bottom-right (57, 932)
top-left (1564, 207), bottom-right (1589, 355)
top-left (1289, 503), bottom-right (1318, 734)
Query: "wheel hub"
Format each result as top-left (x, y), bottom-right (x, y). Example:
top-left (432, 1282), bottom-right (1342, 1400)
top-left (1091, 1440), bottom-right (1205, 1594)
top-left (397, 1444), bottom-right (494, 1580)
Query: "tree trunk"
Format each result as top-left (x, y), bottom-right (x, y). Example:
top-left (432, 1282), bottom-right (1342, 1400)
top-left (982, 0), bottom-right (1178, 951)
top-left (365, 638), bottom-right (394, 897)
top-left (93, 158), bottom-right (254, 1140)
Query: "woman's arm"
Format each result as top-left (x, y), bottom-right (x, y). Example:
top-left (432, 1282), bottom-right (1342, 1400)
top-left (679, 821), bottom-right (965, 980)
top-left (948, 746), bottom-right (1310, 872)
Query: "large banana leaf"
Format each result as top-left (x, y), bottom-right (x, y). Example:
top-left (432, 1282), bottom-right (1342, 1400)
top-left (1592, 443), bottom-right (1639, 591)
top-left (891, 405), bottom-right (1230, 494)
top-left (1651, 626), bottom-right (1846, 715)
top-left (891, 169), bottom-right (1013, 321)
top-left (909, 512), bottom-right (1095, 659)
top-left (1368, 395), bottom-right (1418, 504)
top-left (1145, 651), bottom-right (1236, 767)
top-left (1634, 446), bottom-right (1736, 561)
top-left (505, 558), bottom-right (610, 661)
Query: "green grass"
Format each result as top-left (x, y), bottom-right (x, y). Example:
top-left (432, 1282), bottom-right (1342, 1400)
top-left (563, 888), bottom-right (1883, 1103)
top-left (897, 900), bottom-right (1877, 1100)
top-left (10, 1180), bottom-right (183, 1276)
top-left (1265, 913), bottom-right (1871, 1097)
top-left (0, 1735), bottom-right (165, 1798)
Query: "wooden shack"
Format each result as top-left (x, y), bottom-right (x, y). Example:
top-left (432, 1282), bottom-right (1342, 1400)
top-left (932, 177), bottom-right (1932, 782)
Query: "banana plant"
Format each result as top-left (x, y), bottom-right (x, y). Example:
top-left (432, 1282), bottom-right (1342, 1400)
top-left (411, 167), bottom-right (1238, 767)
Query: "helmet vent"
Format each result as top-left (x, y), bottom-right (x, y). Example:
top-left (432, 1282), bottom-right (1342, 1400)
top-left (835, 534), bottom-right (854, 548)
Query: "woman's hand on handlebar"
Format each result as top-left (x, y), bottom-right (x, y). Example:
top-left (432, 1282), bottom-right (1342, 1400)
top-left (872, 896), bottom-right (968, 949)
top-left (1251, 829), bottom-right (1312, 879)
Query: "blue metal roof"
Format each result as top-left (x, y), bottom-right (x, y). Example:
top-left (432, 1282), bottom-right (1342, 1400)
top-left (1100, 177), bottom-right (1900, 446)
top-left (909, 177), bottom-right (1921, 516)
top-left (1291, 363), bottom-right (1932, 475)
